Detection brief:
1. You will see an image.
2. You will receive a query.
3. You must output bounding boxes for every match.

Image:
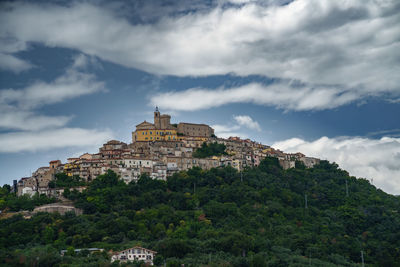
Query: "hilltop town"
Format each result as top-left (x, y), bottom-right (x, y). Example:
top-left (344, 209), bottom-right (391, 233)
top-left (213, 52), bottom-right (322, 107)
top-left (15, 108), bottom-right (319, 197)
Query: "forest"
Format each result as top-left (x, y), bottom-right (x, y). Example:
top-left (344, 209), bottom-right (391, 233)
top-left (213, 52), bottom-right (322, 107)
top-left (1, 158), bottom-right (400, 266)
top-left (192, 142), bottom-right (227, 158)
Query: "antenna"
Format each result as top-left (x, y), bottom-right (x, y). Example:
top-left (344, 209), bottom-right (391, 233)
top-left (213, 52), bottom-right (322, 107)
top-left (361, 251), bottom-right (365, 267)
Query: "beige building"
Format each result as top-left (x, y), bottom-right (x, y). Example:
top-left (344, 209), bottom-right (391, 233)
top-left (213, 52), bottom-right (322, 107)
top-left (132, 107), bottom-right (214, 142)
top-left (132, 108), bottom-right (178, 142)
top-left (178, 122), bottom-right (214, 137)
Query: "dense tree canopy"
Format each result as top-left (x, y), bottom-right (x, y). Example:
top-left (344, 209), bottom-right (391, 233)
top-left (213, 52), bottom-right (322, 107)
top-left (192, 142), bottom-right (227, 158)
top-left (1, 160), bottom-right (400, 266)
top-left (0, 185), bottom-right (56, 212)
top-left (48, 173), bottom-right (87, 188)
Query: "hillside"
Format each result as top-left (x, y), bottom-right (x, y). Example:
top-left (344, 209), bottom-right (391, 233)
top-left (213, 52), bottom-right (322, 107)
top-left (1, 159), bottom-right (400, 266)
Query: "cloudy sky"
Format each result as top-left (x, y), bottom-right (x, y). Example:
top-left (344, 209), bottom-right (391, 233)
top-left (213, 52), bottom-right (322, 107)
top-left (1, 0), bottom-right (400, 194)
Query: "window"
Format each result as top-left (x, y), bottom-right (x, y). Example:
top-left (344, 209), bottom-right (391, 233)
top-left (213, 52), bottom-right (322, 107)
top-left (150, 131), bottom-right (152, 134)
top-left (142, 132), bottom-right (144, 135)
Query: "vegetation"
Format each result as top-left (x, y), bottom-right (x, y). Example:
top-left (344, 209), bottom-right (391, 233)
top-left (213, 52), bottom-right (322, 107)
top-left (193, 142), bottom-right (227, 158)
top-left (0, 185), bottom-right (56, 212)
top-left (1, 160), bottom-right (400, 266)
top-left (48, 173), bottom-right (87, 188)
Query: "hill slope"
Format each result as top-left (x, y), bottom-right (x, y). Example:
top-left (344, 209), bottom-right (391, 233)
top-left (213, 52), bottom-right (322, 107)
top-left (1, 159), bottom-right (400, 266)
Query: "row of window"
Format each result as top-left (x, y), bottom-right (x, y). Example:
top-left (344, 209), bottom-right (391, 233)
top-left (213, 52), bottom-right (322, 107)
top-left (144, 136), bottom-right (176, 140)
top-left (109, 160), bottom-right (151, 165)
top-left (141, 131), bottom-right (175, 135)
top-left (124, 254), bottom-right (152, 259)
top-left (121, 248), bottom-right (152, 255)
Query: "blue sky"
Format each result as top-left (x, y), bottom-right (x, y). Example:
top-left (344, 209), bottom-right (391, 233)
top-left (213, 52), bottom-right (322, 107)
top-left (1, 0), bottom-right (400, 194)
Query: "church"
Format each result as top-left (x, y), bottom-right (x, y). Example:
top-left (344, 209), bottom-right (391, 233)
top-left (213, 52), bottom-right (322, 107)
top-left (132, 107), bottom-right (214, 142)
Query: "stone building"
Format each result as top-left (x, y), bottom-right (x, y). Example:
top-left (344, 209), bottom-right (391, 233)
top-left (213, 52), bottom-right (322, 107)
top-left (300, 157), bottom-right (320, 168)
top-left (132, 107), bottom-right (178, 142)
top-left (177, 122), bottom-right (214, 137)
top-left (132, 107), bottom-right (214, 143)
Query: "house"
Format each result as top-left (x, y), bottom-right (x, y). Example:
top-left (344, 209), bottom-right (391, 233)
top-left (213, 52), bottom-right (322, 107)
top-left (111, 246), bottom-right (156, 265)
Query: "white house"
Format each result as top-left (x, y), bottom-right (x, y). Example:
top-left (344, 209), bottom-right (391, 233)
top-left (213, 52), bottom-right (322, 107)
top-left (111, 246), bottom-right (156, 265)
top-left (124, 158), bottom-right (154, 169)
top-left (22, 186), bottom-right (35, 196)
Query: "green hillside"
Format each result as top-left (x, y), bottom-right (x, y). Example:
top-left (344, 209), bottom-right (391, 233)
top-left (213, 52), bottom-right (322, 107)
top-left (1, 159), bottom-right (400, 266)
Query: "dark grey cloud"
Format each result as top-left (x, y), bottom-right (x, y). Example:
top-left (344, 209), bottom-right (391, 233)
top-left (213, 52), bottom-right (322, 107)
top-left (0, 0), bottom-right (399, 110)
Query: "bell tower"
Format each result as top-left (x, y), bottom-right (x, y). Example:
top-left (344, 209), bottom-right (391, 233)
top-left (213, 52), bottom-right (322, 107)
top-left (154, 106), bottom-right (161, 129)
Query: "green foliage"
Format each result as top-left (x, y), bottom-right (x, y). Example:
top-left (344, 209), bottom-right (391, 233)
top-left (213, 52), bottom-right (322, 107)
top-left (1, 160), bottom-right (400, 266)
top-left (51, 173), bottom-right (87, 188)
top-left (0, 188), bottom-right (56, 212)
top-left (193, 142), bottom-right (227, 158)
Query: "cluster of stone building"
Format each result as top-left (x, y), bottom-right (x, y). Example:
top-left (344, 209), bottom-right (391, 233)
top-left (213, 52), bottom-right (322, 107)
top-left (15, 108), bottom-right (319, 197)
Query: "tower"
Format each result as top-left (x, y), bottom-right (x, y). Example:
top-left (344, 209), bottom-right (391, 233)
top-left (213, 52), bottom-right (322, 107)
top-left (154, 106), bottom-right (161, 129)
top-left (160, 114), bottom-right (171, 129)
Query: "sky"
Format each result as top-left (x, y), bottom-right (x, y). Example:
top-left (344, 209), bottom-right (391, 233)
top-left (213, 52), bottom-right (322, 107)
top-left (0, 0), bottom-right (400, 194)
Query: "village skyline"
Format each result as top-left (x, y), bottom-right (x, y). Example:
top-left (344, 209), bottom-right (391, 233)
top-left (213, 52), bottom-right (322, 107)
top-left (15, 108), bottom-right (320, 198)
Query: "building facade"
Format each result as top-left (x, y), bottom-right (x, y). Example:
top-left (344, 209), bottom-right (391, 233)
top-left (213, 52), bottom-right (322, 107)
top-left (132, 107), bottom-right (214, 143)
top-left (177, 122), bottom-right (214, 137)
top-left (111, 246), bottom-right (156, 265)
top-left (132, 108), bottom-right (178, 142)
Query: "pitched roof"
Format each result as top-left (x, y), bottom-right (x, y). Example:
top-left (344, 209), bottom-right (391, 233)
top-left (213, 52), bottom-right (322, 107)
top-left (136, 121), bottom-right (155, 129)
top-left (115, 246), bottom-right (157, 254)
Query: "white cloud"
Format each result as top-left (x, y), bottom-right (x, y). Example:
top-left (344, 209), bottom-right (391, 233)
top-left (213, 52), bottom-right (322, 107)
top-left (0, 54), bottom-right (105, 130)
top-left (0, 37), bottom-right (33, 72)
top-left (212, 114), bottom-right (260, 138)
top-left (212, 124), bottom-right (244, 139)
top-left (150, 82), bottom-right (359, 111)
top-left (272, 136), bottom-right (400, 195)
top-left (1, 0), bottom-right (399, 109)
top-left (234, 115), bottom-right (261, 131)
top-left (0, 66), bottom-right (105, 110)
top-left (0, 110), bottom-right (71, 131)
top-left (71, 53), bottom-right (102, 70)
top-left (0, 53), bottom-right (112, 152)
top-left (0, 53), bottom-right (33, 73)
top-left (0, 128), bottom-right (113, 153)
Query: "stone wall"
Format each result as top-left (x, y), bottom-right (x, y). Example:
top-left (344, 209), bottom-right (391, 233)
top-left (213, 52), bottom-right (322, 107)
top-left (33, 203), bottom-right (83, 215)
